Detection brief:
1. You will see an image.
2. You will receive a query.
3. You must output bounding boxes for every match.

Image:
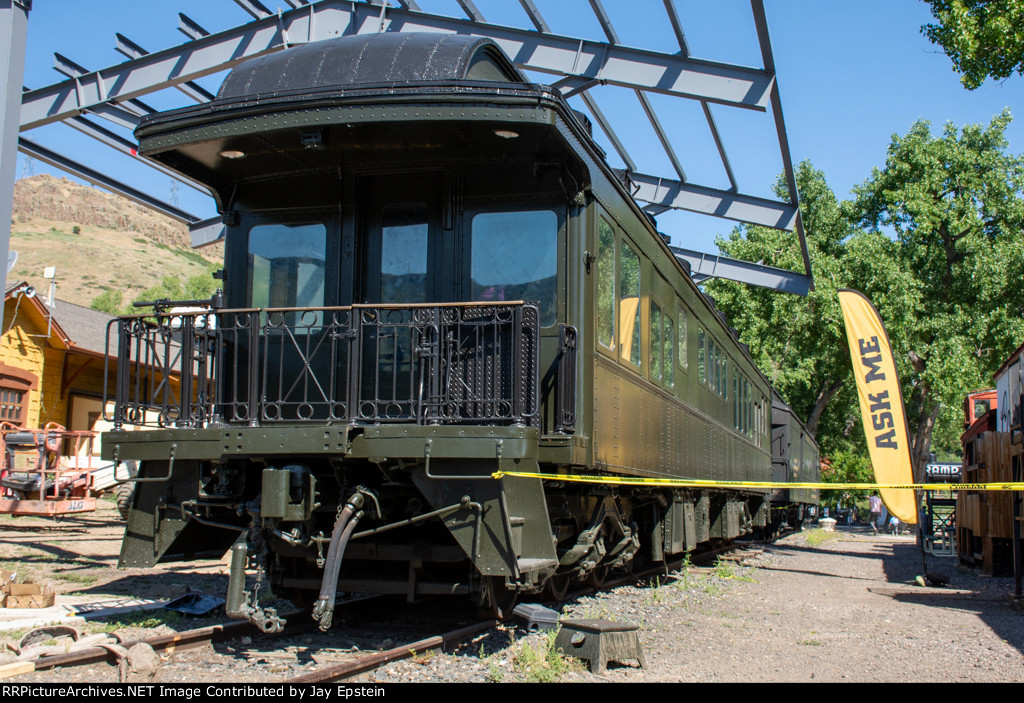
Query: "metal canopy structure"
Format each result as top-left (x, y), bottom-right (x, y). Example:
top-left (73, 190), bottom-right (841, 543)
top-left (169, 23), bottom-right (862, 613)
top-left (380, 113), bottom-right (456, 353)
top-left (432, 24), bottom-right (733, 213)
top-left (0, 0), bottom-right (813, 299)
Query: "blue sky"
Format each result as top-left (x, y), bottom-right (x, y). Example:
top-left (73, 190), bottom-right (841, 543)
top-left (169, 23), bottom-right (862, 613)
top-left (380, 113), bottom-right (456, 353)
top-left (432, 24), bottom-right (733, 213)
top-left (15, 0), bottom-right (1024, 254)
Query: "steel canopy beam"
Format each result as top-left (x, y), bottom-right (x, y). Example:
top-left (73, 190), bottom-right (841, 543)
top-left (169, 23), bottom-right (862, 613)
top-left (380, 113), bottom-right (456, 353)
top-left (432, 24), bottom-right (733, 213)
top-left (114, 34), bottom-right (215, 104)
top-left (630, 172), bottom-right (798, 231)
top-left (189, 217), bottom-right (225, 248)
top-left (18, 137), bottom-right (200, 224)
top-left (751, 0), bottom-right (812, 288)
top-left (373, 7), bottom-right (774, 110)
top-left (670, 245), bottom-right (812, 296)
top-left (20, 0), bottom-right (773, 131)
top-left (61, 112), bottom-right (209, 195)
top-left (0, 0), bottom-right (30, 299)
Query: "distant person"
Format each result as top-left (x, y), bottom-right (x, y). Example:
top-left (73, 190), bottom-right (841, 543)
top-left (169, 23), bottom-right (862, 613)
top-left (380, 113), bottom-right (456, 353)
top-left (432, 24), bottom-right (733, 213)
top-left (869, 492), bottom-right (882, 535)
top-left (889, 515), bottom-right (900, 536)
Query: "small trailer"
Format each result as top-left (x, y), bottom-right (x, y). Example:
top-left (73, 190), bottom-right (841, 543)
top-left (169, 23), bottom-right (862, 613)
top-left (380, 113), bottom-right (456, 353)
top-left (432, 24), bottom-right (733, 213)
top-left (0, 423), bottom-right (100, 516)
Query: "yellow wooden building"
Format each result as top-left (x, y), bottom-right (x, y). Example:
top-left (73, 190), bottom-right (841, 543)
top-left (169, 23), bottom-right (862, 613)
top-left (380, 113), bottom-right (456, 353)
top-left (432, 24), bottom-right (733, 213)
top-left (1, 282), bottom-right (118, 452)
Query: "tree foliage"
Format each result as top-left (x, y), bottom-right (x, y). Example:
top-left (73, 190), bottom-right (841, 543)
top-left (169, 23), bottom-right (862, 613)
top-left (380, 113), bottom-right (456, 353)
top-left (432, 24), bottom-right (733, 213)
top-left (708, 113), bottom-right (1024, 484)
top-left (922, 0), bottom-right (1024, 89)
top-left (90, 270), bottom-right (219, 316)
top-left (706, 162), bottom-right (866, 452)
top-left (853, 110), bottom-right (1024, 474)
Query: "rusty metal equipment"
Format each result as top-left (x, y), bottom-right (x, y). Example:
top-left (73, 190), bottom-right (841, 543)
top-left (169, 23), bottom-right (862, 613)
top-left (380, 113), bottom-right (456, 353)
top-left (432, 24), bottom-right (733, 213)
top-left (0, 422), bottom-right (98, 516)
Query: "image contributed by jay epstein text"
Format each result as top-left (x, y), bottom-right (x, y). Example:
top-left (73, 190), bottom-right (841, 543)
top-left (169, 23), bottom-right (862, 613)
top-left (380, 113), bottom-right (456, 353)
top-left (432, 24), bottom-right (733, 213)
top-left (1, 684), bottom-right (387, 700)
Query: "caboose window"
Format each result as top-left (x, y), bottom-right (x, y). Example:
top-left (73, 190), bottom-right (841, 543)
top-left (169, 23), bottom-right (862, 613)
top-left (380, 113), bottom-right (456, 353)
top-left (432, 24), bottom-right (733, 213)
top-left (471, 210), bottom-right (557, 326)
top-left (247, 223), bottom-right (327, 325)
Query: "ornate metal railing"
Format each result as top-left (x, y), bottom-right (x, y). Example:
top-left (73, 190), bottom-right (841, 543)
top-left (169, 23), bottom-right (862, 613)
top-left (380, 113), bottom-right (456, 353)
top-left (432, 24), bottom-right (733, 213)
top-left (104, 303), bottom-right (539, 429)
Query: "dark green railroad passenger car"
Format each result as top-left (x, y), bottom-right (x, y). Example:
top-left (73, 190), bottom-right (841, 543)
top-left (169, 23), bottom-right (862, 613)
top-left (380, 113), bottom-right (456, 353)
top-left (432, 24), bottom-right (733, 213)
top-left (104, 32), bottom-right (817, 630)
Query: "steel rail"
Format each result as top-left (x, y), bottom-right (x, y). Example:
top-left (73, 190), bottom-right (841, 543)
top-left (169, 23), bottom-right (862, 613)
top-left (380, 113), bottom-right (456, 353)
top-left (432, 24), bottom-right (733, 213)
top-left (287, 619), bottom-right (498, 684)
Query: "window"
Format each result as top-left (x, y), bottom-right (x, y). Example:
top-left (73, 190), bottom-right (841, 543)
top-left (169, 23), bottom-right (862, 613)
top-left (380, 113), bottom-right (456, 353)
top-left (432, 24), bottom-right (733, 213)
top-left (650, 300), bottom-right (675, 389)
top-left (248, 222), bottom-right (327, 327)
top-left (597, 219), bottom-right (616, 350)
top-left (677, 305), bottom-right (688, 371)
top-left (697, 326), bottom-right (706, 383)
top-left (0, 389), bottom-right (26, 426)
top-left (650, 302), bottom-right (663, 384)
top-left (701, 334), bottom-right (726, 399)
top-left (382, 204), bottom-right (428, 304)
top-left (663, 313), bottom-right (675, 389)
top-left (619, 241), bottom-right (641, 368)
top-left (735, 376), bottom-right (753, 436)
top-left (733, 375), bottom-right (739, 429)
top-left (721, 354), bottom-right (727, 400)
top-left (472, 210), bottom-right (558, 326)
top-left (0, 365), bottom-right (36, 428)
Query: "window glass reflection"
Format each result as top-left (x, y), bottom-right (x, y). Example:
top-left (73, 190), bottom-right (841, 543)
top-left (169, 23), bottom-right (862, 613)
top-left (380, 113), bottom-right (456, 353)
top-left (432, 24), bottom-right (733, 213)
top-left (471, 210), bottom-right (558, 326)
top-left (381, 204), bottom-right (428, 304)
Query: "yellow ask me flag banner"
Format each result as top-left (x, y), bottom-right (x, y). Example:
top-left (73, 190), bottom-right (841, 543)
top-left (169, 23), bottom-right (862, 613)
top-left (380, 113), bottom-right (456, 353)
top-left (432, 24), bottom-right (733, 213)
top-left (838, 289), bottom-right (916, 523)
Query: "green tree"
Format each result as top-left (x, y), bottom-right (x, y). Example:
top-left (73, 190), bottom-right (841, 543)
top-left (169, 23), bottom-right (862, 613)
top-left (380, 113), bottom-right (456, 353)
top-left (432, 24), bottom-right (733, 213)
top-left (90, 289), bottom-right (123, 315)
top-left (853, 110), bottom-right (1024, 477)
top-left (127, 269), bottom-right (218, 314)
top-left (921, 0), bottom-right (1024, 89)
top-left (707, 162), bottom-right (864, 442)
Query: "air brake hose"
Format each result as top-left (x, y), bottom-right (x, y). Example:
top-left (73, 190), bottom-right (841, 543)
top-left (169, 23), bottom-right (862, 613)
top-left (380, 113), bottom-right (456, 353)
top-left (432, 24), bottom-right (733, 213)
top-left (312, 491), bottom-right (365, 630)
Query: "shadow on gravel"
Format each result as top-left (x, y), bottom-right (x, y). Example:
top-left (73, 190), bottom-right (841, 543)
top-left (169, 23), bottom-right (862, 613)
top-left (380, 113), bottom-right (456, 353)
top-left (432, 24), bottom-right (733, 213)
top-left (71, 569), bottom-right (231, 600)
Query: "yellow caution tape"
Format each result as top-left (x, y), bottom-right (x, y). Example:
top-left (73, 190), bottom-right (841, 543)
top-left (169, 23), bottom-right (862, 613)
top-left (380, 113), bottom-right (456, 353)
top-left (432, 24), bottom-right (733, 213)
top-left (490, 470), bottom-right (1024, 492)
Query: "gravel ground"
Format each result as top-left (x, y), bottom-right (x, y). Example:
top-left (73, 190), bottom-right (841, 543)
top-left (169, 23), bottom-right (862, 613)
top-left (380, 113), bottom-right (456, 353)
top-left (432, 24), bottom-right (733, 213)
top-left (366, 528), bottom-right (1024, 684)
top-left (3, 505), bottom-right (1024, 683)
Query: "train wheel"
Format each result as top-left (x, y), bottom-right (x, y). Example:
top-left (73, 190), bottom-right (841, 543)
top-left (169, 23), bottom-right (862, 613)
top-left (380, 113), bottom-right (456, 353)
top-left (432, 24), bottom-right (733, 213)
top-left (543, 573), bottom-right (571, 601)
top-left (585, 565), bottom-right (608, 588)
top-left (480, 576), bottom-right (518, 620)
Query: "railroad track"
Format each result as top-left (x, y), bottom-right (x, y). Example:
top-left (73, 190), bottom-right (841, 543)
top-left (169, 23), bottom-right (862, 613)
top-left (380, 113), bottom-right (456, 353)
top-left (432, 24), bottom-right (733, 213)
top-left (9, 597), bottom-right (499, 683)
top-left (8, 541), bottom-right (767, 682)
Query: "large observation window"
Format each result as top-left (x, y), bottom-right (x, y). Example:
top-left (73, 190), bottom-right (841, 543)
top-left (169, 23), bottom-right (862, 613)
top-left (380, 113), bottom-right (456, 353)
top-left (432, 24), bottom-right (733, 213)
top-left (247, 222), bottom-right (326, 325)
top-left (471, 210), bottom-right (558, 326)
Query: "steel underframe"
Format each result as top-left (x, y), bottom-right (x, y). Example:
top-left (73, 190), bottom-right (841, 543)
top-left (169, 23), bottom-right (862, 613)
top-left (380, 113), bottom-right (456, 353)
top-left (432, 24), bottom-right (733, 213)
top-left (1, 0), bottom-right (812, 298)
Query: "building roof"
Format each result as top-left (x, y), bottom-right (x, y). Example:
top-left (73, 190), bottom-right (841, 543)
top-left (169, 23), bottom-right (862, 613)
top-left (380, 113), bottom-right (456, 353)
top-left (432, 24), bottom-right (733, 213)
top-left (50, 299), bottom-right (115, 356)
top-left (993, 340), bottom-right (1024, 383)
top-left (4, 282), bottom-right (115, 358)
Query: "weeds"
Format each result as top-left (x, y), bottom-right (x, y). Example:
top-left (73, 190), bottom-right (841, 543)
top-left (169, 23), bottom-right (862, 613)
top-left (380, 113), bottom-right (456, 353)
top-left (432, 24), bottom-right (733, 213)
top-left (713, 560), bottom-right (758, 583)
top-left (804, 529), bottom-right (840, 547)
top-left (93, 608), bottom-right (183, 633)
top-left (486, 658), bottom-right (504, 683)
top-left (408, 648), bottom-right (435, 666)
top-left (512, 630), bottom-right (581, 683)
top-left (53, 571), bottom-right (99, 585)
top-left (578, 604), bottom-right (614, 621)
top-left (647, 576), bottom-right (670, 605)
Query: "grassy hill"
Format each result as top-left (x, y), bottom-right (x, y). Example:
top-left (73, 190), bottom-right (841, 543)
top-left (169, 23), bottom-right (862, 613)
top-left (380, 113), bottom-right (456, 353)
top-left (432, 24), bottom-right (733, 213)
top-left (9, 175), bottom-right (223, 311)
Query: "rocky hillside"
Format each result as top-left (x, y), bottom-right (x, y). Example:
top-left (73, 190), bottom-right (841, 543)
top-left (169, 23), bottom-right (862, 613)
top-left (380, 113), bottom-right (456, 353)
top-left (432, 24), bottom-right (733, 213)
top-left (8, 175), bottom-right (223, 310)
top-left (13, 174), bottom-right (195, 249)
